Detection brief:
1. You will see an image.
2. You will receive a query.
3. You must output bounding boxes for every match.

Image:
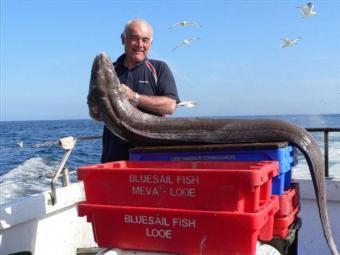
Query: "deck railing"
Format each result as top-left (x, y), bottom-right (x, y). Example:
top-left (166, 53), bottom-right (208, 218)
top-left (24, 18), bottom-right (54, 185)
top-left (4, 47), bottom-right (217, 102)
top-left (306, 128), bottom-right (340, 178)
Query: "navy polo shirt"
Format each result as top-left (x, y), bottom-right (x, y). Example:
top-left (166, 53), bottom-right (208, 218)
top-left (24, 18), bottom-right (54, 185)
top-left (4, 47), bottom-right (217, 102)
top-left (101, 54), bottom-right (180, 163)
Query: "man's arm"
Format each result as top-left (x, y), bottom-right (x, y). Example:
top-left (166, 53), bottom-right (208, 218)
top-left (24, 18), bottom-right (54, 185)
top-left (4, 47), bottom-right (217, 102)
top-left (122, 84), bottom-right (176, 115)
top-left (138, 94), bottom-right (176, 115)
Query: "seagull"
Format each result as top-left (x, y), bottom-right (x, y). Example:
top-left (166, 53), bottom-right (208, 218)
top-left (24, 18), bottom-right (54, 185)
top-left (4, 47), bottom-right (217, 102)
top-left (177, 100), bottom-right (197, 108)
top-left (297, 2), bottom-right (317, 18)
top-left (280, 37), bottom-right (302, 48)
top-left (172, 37), bottom-right (200, 51)
top-left (16, 141), bottom-right (24, 148)
top-left (168, 21), bottom-right (202, 29)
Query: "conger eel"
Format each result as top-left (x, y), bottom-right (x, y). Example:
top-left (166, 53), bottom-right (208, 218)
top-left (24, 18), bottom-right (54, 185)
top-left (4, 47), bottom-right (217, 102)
top-left (87, 52), bottom-right (338, 255)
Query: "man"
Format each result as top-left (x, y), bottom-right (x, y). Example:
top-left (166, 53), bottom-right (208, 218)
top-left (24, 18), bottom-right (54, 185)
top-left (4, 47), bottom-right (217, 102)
top-left (101, 19), bottom-right (180, 163)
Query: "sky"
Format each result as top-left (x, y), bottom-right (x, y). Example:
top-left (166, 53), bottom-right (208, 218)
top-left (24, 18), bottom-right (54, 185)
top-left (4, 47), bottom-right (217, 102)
top-left (1, 0), bottom-right (340, 121)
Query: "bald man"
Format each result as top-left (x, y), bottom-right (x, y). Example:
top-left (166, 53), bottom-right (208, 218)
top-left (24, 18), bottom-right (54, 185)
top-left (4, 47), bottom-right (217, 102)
top-left (101, 19), bottom-right (180, 163)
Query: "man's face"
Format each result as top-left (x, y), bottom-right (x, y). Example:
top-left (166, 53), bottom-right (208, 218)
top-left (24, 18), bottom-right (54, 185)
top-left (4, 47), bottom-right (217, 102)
top-left (124, 22), bottom-right (152, 65)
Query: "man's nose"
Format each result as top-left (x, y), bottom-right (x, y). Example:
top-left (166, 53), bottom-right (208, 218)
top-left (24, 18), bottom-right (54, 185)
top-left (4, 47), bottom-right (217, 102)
top-left (136, 38), bottom-right (144, 46)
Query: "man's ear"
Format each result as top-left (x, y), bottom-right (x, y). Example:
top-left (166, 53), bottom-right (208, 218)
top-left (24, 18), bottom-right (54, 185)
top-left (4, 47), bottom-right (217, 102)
top-left (121, 33), bottom-right (125, 45)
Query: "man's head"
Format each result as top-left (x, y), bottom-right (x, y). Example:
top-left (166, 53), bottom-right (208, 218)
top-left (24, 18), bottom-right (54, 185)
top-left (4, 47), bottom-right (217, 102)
top-left (121, 19), bottom-right (153, 66)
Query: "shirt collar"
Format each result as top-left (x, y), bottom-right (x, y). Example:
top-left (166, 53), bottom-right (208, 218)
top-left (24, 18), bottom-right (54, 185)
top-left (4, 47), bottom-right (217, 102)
top-left (115, 54), bottom-right (147, 70)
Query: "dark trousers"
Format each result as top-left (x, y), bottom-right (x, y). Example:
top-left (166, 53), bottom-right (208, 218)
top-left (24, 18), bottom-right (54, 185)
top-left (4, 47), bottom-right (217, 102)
top-left (101, 126), bottom-right (134, 163)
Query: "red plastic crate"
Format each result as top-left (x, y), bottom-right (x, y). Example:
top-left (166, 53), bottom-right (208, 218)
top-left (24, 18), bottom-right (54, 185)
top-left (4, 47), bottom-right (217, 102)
top-left (276, 182), bottom-right (299, 217)
top-left (78, 160), bottom-right (278, 212)
top-left (258, 196), bottom-right (280, 241)
top-left (273, 205), bottom-right (300, 238)
top-left (78, 197), bottom-right (279, 255)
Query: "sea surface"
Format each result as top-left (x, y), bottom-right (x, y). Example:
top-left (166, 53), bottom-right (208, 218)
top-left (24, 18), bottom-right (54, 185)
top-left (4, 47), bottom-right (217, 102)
top-left (0, 114), bottom-right (339, 204)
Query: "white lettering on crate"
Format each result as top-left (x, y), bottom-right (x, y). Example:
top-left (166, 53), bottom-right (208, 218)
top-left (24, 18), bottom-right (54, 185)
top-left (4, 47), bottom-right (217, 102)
top-left (129, 175), bottom-right (199, 198)
top-left (132, 186), bottom-right (159, 196)
top-left (124, 214), bottom-right (197, 240)
top-left (124, 214), bottom-right (170, 226)
top-left (129, 174), bottom-right (174, 184)
top-left (176, 175), bottom-right (199, 185)
top-left (202, 155), bottom-right (236, 160)
top-left (172, 217), bottom-right (196, 228)
top-left (171, 155), bottom-right (236, 161)
top-left (170, 187), bottom-right (196, 197)
top-left (146, 228), bottom-right (173, 239)
top-left (171, 155), bottom-right (202, 161)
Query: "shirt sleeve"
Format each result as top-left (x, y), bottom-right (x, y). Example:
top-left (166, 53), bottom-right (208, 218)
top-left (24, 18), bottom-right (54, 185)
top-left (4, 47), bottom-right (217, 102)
top-left (155, 61), bottom-right (180, 103)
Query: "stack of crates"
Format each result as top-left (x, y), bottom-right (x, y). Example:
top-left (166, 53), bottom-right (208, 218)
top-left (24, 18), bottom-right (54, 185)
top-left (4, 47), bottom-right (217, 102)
top-left (78, 160), bottom-right (280, 255)
top-left (273, 182), bottom-right (300, 238)
top-left (264, 182), bottom-right (301, 254)
top-left (129, 142), bottom-right (301, 254)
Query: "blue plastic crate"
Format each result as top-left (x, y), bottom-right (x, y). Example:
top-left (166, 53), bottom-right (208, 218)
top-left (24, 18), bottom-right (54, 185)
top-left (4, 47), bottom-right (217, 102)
top-left (129, 143), bottom-right (297, 195)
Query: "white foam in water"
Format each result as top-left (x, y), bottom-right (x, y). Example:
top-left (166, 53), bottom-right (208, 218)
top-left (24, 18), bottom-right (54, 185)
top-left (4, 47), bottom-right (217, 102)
top-left (329, 140), bottom-right (340, 177)
top-left (292, 158), bottom-right (310, 179)
top-left (292, 138), bottom-right (340, 179)
top-left (32, 141), bottom-right (58, 148)
top-left (0, 157), bottom-right (58, 204)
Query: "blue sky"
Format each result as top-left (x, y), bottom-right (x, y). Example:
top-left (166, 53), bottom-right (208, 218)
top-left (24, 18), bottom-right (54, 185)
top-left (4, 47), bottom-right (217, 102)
top-left (1, 0), bottom-right (340, 121)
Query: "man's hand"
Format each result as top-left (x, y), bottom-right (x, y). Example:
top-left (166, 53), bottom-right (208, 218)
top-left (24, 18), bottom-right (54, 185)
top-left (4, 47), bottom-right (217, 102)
top-left (88, 95), bottom-right (102, 121)
top-left (121, 84), bottom-right (134, 100)
top-left (88, 105), bottom-right (102, 121)
top-left (121, 84), bottom-right (140, 106)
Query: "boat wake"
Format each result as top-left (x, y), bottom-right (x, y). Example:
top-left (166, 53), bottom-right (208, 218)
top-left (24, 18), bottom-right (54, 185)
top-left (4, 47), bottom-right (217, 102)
top-left (0, 157), bottom-right (58, 204)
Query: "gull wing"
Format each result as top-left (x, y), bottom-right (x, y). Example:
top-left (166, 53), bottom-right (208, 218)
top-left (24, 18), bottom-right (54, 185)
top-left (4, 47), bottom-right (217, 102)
top-left (172, 42), bottom-right (184, 51)
top-left (168, 21), bottom-right (183, 29)
top-left (172, 38), bottom-right (200, 51)
top-left (177, 100), bottom-right (197, 108)
top-left (297, 4), bottom-right (315, 16)
top-left (280, 38), bottom-right (291, 43)
top-left (187, 21), bottom-right (202, 27)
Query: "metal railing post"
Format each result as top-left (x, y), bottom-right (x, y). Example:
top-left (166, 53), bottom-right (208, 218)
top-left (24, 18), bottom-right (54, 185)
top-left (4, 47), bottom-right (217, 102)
top-left (306, 127), bottom-right (340, 178)
top-left (49, 137), bottom-right (77, 205)
top-left (50, 148), bottom-right (74, 205)
top-left (324, 130), bottom-right (329, 177)
top-left (61, 167), bottom-right (70, 187)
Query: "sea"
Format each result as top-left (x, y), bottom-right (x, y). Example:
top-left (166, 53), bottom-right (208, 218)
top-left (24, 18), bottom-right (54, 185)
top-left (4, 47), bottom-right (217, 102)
top-left (0, 114), bottom-right (339, 205)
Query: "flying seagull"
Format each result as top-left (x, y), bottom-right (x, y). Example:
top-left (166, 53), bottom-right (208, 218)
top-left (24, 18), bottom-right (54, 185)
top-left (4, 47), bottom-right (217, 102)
top-left (169, 21), bottom-right (202, 29)
top-left (172, 37), bottom-right (200, 51)
top-left (177, 100), bottom-right (197, 108)
top-left (280, 37), bottom-right (301, 48)
top-left (297, 2), bottom-right (317, 18)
